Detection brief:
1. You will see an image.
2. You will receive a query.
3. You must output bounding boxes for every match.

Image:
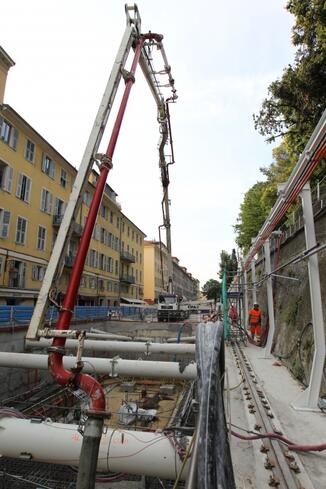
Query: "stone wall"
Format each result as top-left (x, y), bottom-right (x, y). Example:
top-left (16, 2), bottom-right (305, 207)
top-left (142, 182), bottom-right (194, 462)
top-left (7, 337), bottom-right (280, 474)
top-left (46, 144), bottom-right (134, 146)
top-left (254, 210), bottom-right (326, 396)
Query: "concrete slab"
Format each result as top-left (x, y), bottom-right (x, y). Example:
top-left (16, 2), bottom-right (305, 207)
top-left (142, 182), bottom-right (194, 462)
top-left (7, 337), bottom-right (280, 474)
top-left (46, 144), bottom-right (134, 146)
top-left (244, 343), bottom-right (326, 489)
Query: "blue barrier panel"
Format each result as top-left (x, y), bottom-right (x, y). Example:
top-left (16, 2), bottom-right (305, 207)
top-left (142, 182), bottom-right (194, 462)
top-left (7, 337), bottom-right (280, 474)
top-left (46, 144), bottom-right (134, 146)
top-left (0, 306), bottom-right (11, 326)
top-left (13, 306), bottom-right (34, 324)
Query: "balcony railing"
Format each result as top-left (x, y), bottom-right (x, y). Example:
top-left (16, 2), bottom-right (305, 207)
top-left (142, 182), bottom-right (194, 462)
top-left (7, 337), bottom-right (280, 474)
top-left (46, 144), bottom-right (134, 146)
top-left (120, 250), bottom-right (135, 263)
top-left (120, 274), bottom-right (135, 285)
top-left (53, 215), bottom-right (83, 236)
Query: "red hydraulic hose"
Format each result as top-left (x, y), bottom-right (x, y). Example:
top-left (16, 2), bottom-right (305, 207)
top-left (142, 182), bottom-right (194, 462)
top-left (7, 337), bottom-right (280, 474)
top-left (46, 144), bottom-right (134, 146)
top-left (231, 430), bottom-right (326, 452)
top-left (244, 140), bottom-right (326, 270)
top-left (48, 37), bottom-right (146, 411)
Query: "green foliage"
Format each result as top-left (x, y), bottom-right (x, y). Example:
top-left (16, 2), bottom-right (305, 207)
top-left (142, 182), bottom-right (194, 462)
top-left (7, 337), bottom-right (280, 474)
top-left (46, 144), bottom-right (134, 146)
top-left (219, 249), bottom-right (238, 287)
top-left (202, 279), bottom-right (221, 301)
top-left (253, 0), bottom-right (326, 157)
top-left (234, 182), bottom-right (269, 253)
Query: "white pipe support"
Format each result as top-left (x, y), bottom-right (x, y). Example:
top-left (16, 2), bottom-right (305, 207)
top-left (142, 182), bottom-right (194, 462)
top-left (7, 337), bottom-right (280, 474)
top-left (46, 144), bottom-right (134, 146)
top-left (262, 240), bottom-right (275, 358)
top-left (251, 259), bottom-right (257, 304)
top-left (292, 182), bottom-right (326, 410)
top-left (0, 352), bottom-right (197, 380)
top-left (26, 338), bottom-right (195, 356)
top-left (0, 417), bottom-right (190, 480)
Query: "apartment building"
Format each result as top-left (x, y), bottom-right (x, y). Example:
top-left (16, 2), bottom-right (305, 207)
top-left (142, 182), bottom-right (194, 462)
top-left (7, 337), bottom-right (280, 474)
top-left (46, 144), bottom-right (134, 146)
top-left (0, 46), bottom-right (145, 306)
top-left (143, 240), bottom-right (199, 303)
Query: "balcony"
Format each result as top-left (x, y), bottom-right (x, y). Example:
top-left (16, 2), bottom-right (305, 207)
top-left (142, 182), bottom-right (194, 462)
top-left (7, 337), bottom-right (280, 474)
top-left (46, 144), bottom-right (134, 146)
top-left (120, 274), bottom-right (135, 285)
top-left (53, 215), bottom-right (83, 236)
top-left (120, 250), bottom-right (135, 263)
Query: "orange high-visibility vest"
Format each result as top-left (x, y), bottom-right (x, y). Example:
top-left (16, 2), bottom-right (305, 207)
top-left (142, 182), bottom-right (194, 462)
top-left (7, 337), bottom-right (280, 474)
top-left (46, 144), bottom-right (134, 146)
top-left (249, 309), bottom-right (261, 325)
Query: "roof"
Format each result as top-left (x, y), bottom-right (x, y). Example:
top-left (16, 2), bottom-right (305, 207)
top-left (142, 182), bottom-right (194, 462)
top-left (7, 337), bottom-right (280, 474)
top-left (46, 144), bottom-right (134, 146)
top-left (0, 47), bottom-right (15, 68)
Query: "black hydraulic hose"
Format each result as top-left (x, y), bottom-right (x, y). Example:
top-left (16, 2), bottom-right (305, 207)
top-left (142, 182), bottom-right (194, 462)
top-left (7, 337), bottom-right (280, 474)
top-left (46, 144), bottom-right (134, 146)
top-left (195, 321), bottom-right (236, 489)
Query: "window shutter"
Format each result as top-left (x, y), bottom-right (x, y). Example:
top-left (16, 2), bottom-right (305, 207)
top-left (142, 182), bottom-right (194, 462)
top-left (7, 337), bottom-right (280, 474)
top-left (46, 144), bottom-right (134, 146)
top-left (1, 210), bottom-right (10, 238)
top-left (25, 178), bottom-right (31, 202)
top-left (48, 192), bottom-right (53, 213)
top-left (5, 166), bottom-right (13, 193)
top-left (41, 189), bottom-right (46, 211)
top-left (16, 173), bottom-right (23, 198)
top-left (11, 128), bottom-right (18, 149)
top-left (32, 265), bottom-right (37, 280)
top-left (50, 161), bottom-right (55, 179)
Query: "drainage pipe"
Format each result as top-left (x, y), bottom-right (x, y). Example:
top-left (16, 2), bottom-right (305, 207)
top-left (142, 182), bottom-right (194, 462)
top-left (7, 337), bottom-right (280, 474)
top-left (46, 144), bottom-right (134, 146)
top-left (27, 339), bottom-right (195, 356)
top-left (0, 352), bottom-right (197, 380)
top-left (0, 417), bottom-right (190, 480)
top-left (167, 336), bottom-right (196, 343)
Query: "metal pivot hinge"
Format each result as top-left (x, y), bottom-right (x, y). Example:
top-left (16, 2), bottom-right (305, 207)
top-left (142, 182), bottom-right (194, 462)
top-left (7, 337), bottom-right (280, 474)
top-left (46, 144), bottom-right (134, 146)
top-left (95, 153), bottom-right (113, 171)
top-left (121, 68), bottom-right (135, 84)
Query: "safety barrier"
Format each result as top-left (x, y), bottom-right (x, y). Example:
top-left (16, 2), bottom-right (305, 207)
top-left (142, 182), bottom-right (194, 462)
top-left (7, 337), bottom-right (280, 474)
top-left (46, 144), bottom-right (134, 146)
top-left (0, 305), bottom-right (157, 327)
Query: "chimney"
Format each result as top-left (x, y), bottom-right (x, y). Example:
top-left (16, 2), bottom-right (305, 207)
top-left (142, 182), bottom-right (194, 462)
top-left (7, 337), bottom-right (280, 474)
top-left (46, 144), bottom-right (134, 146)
top-left (0, 47), bottom-right (15, 104)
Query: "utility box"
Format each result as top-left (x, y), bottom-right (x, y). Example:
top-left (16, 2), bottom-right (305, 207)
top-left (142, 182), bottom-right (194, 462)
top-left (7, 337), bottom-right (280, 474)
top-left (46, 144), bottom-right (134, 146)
top-left (121, 381), bottom-right (136, 392)
top-left (160, 384), bottom-right (176, 396)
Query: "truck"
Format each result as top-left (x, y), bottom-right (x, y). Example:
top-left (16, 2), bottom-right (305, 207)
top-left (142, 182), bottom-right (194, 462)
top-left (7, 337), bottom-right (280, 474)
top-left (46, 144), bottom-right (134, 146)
top-left (157, 293), bottom-right (189, 322)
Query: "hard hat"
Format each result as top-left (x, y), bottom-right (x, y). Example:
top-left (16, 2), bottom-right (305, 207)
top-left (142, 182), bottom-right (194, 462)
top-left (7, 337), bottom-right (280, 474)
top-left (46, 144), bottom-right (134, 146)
top-left (254, 303), bottom-right (259, 307)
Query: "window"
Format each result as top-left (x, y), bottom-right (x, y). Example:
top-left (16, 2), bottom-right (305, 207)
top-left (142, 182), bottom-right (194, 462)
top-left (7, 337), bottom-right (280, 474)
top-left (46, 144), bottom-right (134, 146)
top-left (83, 191), bottom-right (91, 206)
top-left (40, 188), bottom-right (53, 214)
top-left (16, 173), bottom-right (31, 203)
top-left (32, 264), bottom-right (45, 281)
top-left (37, 226), bottom-right (46, 251)
top-left (99, 253), bottom-right (106, 271)
top-left (136, 269), bottom-right (138, 281)
top-left (0, 255), bottom-right (3, 275)
top-left (42, 154), bottom-right (55, 178)
top-left (89, 249), bottom-right (98, 268)
top-left (110, 211), bottom-right (113, 224)
top-left (60, 168), bottom-right (67, 187)
top-left (132, 230), bottom-right (134, 240)
top-left (55, 198), bottom-right (65, 217)
top-left (89, 277), bottom-right (96, 289)
top-left (80, 275), bottom-right (86, 288)
top-left (136, 234), bottom-right (138, 244)
top-left (16, 216), bottom-right (27, 245)
top-left (136, 250), bottom-right (138, 263)
top-left (140, 270), bottom-right (142, 282)
top-left (140, 252), bottom-right (142, 265)
top-left (116, 216), bottom-right (119, 228)
top-left (122, 221), bottom-right (125, 233)
top-left (25, 139), bottom-right (35, 162)
top-left (115, 260), bottom-right (119, 275)
top-left (100, 204), bottom-right (108, 220)
top-left (0, 161), bottom-right (13, 192)
top-left (0, 116), bottom-right (18, 149)
top-left (127, 226), bottom-right (130, 237)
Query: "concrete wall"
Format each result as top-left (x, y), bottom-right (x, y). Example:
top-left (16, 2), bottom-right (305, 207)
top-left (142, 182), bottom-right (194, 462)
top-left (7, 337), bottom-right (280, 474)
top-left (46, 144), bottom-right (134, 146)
top-left (255, 211), bottom-right (326, 395)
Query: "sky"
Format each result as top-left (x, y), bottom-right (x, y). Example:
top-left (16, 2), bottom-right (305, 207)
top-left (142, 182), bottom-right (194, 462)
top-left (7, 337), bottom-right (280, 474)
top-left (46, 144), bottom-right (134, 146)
top-left (1, 0), bottom-right (295, 288)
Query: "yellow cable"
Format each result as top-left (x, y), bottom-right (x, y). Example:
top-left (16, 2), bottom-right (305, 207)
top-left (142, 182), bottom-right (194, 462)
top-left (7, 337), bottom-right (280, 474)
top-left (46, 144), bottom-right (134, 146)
top-left (172, 432), bottom-right (195, 489)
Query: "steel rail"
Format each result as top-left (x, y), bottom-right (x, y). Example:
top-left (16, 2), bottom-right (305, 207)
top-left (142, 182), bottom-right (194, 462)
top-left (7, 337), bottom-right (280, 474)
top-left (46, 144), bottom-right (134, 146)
top-left (232, 343), bottom-right (302, 489)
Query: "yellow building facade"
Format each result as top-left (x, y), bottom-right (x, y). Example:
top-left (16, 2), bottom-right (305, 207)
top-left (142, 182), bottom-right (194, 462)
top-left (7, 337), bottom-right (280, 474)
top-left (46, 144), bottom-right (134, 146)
top-left (0, 47), bottom-right (145, 306)
top-left (143, 240), bottom-right (199, 303)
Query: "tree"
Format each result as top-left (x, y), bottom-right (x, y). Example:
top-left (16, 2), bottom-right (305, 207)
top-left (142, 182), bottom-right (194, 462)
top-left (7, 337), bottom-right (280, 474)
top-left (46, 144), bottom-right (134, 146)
top-left (253, 0), bottom-right (326, 157)
top-left (234, 182), bottom-right (269, 253)
top-left (219, 249), bottom-right (238, 287)
top-left (202, 279), bottom-right (221, 302)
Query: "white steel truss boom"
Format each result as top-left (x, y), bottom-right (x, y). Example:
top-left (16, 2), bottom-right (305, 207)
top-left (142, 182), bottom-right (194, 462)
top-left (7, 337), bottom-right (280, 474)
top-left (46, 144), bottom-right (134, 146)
top-left (26, 10), bottom-right (140, 340)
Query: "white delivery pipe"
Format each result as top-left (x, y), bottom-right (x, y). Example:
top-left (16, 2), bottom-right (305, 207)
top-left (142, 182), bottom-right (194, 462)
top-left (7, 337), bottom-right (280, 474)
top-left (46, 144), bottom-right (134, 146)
top-left (167, 336), bottom-right (196, 343)
top-left (26, 338), bottom-right (195, 356)
top-left (0, 352), bottom-right (197, 380)
top-left (0, 417), bottom-right (190, 480)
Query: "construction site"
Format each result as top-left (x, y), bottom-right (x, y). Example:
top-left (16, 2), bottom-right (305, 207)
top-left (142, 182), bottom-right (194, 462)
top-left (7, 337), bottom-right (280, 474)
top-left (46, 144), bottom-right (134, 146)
top-left (0, 2), bottom-right (326, 489)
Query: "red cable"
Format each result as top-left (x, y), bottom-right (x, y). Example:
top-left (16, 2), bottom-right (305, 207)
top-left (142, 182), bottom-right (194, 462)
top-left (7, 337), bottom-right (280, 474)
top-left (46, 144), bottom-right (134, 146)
top-left (231, 430), bottom-right (326, 452)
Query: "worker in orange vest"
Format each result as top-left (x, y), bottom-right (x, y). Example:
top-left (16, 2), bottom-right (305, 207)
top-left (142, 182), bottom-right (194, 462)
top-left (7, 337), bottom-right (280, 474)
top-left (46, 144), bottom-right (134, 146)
top-left (248, 303), bottom-right (262, 343)
top-left (228, 304), bottom-right (238, 324)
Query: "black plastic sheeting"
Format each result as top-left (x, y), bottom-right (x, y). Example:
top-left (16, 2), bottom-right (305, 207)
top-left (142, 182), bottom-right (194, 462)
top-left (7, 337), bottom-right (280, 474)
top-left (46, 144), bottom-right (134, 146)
top-left (196, 321), bottom-right (236, 489)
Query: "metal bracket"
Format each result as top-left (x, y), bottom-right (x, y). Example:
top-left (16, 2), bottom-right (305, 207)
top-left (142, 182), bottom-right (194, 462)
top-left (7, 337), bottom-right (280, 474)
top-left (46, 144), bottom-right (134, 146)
top-left (109, 356), bottom-right (120, 377)
top-left (121, 68), bottom-right (136, 84)
top-left (95, 153), bottom-right (113, 171)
